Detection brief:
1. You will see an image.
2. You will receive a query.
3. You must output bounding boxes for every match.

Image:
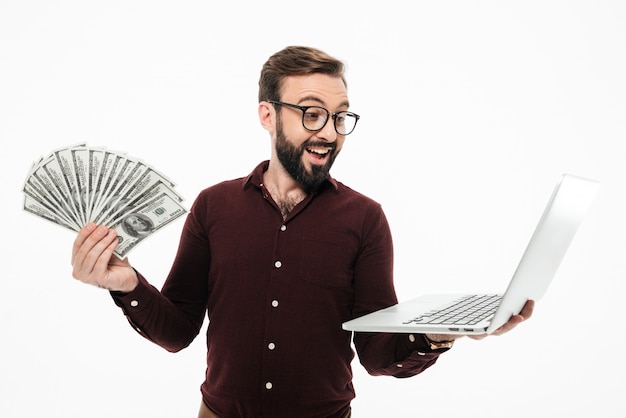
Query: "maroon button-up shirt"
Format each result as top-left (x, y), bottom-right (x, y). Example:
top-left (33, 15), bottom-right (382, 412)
top-left (113, 161), bottom-right (441, 417)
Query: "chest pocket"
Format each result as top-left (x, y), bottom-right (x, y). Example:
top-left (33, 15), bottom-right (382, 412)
top-left (299, 229), bottom-right (357, 288)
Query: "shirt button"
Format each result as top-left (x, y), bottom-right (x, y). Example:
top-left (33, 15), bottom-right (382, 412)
top-left (274, 260), bottom-right (282, 268)
top-left (130, 300), bottom-right (139, 307)
top-left (409, 334), bottom-right (416, 343)
top-left (265, 382), bottom-right (273, 390)
top-left (271, 300), bottom-right (279, 308)
top-left (268, 342), bottom-right (276, 350)
top-left (280, 225), bottom-right (287, 231)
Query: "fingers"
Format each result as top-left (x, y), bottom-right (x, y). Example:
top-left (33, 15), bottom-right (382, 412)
top-left (491, 299), bottom-right (535, 336)
top-left (90, 236), bottom-right (122, 289)
top-left (71, 222), bottom-right (97, 266)
top-left (492, 316), bottom-right (523, 336)
top-left (519, 299), bottom-right (535, 320)
top-left (468, 300), bottom-right (536, 340)
top-left (71, 223), bottom-right (118, 285)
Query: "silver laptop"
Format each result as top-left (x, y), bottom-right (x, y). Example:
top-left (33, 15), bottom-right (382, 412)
top-left (342, 173), bottom-right (599, 335)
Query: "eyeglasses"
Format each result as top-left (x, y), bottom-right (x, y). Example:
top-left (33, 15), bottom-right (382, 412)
top-left (269, 100), bottom-right (360, 135)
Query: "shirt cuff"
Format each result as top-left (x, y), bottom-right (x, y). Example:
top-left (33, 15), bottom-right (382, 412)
top-left (110, 271), bottom-right (155, 314)
top-left (404, 333), bottom-right (446, 356)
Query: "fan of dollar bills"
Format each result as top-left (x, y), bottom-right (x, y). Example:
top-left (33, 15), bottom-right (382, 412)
top-left (22, 143), bottom-right (187, 258)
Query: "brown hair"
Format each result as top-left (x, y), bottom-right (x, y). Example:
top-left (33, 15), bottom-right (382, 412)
top-left (258, 46), bottom-right (346, 103)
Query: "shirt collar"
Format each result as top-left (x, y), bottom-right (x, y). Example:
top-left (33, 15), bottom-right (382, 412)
top-left (243, 160), bottom-right (338, 192)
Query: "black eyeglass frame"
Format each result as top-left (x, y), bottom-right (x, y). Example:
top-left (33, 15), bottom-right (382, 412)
top-left (269, 100), bottom-right (360, 135)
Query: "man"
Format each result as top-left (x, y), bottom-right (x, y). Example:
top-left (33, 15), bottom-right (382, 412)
top-left (71, 46), bottom-right (533, 418)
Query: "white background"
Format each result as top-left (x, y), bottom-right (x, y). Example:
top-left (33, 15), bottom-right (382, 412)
top-left (1, 1), bottom-right (625, 417)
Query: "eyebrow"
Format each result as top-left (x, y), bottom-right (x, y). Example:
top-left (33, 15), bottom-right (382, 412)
top-left (297, 95), bottom-right (350, 110)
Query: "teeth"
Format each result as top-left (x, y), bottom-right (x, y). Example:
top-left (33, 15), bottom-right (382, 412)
top-left (307, 147), bottom-right (330, 155)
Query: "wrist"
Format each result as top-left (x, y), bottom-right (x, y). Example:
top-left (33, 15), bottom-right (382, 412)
top-left (423, 334), bottom-right (456, 352)
top-left (118, 268), bottom-right (139, 293)
top-left (107, 267), bottom-right (139, 293)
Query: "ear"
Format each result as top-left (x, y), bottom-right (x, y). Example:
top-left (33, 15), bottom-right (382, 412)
top-left (258, 101), bottom-right (275, 132)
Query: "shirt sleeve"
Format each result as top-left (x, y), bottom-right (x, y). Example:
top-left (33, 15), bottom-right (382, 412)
top-left (110, 195), bottom-right (210, 352)
top-left (354, 332), bottom-right (442, 377)
top-left (350, 204), bottom-right (444, 377)
top-left (109, 272), bottom-right (201, 352)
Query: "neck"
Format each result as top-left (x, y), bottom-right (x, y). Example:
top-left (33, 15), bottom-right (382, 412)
top-left (263, 163), bottom-right (309, 219)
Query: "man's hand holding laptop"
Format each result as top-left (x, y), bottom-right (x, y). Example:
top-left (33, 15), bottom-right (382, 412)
top-left (425, 299), bottom-right (535, 345)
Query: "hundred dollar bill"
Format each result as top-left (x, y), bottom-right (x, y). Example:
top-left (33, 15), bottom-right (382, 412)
top-left (23, 181), bottom-right (79, 230)
top-left (95, 163), bottom-right (179, 225)
top-left (53, 145), bottom-right (88, 225)
top-left (90, 149), bottom-right (126, 219)
top-left (30, 154), bottom-right (83, 227)
top-left (70, 145), bottom-right (90, 222)
top-left (92, 155), bottom-right (177, 222)
top-left (92, 158), bottom-right (145, 223)
top-left (110, 192), bottom-right (187, 258)
top-left (23, 194), bottom-right (77, 231)
top-left (22, 159), bottom-right (77, 227)
top-left (87, 146), bottom-right (107, 222)
top-left (98, 179), bottom-right (183, 227)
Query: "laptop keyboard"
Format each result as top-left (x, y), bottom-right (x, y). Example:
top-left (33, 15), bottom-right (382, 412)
top-left (403, 294), bottom-right (502, 326)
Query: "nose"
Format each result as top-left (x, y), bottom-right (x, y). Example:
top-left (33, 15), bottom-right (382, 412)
top-left (316, 116), bottom-right (338, 142)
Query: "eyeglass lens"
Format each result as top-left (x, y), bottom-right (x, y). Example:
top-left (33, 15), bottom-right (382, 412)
top-left (303, 107), bottom-right (358, 135)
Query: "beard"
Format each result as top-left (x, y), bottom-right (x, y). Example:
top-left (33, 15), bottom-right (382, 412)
top-left (275, 115), bottom-right (339, 190)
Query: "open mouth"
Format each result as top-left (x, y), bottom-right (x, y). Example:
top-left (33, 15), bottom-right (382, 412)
top-left (306, 146), bottom-right (332, 163)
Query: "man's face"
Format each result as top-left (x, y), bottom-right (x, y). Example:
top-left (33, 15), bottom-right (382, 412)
top-left (273, 74), bottom-right (349, 189)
